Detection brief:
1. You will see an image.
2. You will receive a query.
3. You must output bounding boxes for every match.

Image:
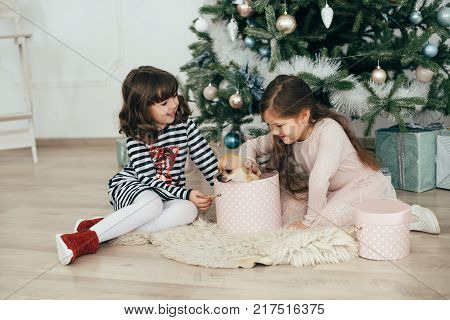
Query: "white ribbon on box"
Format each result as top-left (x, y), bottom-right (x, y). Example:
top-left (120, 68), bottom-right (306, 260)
top-left (437, 131), bottom-right (450, 190)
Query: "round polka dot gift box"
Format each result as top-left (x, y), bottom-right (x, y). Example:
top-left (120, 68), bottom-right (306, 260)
top-left (214, 171), bottom-right (282, 234)
top-left (354, 198), bottom-right (411, 261)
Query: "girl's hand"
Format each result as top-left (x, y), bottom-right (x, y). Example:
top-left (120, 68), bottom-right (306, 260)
top-left (288, 220), bottom-right (308, 230)
top-left (189, 190), bottom-right (212, 211)
top-left (244, 159), bottom-right (261, 175)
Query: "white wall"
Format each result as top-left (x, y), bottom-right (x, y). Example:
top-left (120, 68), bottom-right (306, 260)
top-left (0, 0), bottom-right (448, 139)
top-left (0, 0), bottom-right (205, 138)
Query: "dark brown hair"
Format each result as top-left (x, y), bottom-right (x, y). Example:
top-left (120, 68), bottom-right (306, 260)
top-left (119, 66), bottom-right (191, 143)
top-left (260, 75), bottom-right (378, 194)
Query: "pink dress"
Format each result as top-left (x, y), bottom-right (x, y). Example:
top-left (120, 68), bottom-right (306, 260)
top-left (239, 118), bottom-right (396, 228)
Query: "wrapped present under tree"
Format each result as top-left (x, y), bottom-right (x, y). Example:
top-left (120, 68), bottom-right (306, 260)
top-left (375, 124), bottom-right (444, 193)
top-left (115, 138), bottom-right (129, 167)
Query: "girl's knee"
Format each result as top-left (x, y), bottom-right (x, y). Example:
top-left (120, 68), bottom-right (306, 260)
top-left (143, 197), bottom-right (164, 216)
top-left (170, 200), bottom-right (198, 224)
top-left (133, 192), bottom-right (164, 223)
top-left (151, 197), bottom-right (164, 215)
top-left (182, 200), bottom-right (198, 223)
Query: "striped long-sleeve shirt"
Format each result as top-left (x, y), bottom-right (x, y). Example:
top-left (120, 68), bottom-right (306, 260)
top-left (108, 118), bottom-right (218, 210)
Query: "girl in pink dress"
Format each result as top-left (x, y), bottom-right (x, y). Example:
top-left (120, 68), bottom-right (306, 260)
top-left (240, 75), bottom-right (440, 233)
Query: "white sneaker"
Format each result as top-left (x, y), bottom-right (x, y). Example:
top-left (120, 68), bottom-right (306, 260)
top-left (410, 205), bottom-right (440, 234)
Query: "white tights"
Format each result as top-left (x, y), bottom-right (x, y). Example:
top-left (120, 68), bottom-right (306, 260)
top-left (91, 190), bottom-right (198, 243)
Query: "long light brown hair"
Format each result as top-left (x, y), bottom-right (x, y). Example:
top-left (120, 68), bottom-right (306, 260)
top-left (119, 66), bottom-right (191, 144)
top-left (260, 75), bottom-right (378, 194)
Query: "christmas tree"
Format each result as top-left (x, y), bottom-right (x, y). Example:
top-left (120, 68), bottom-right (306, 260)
top-left (181, 0), bottom-right (449, 148)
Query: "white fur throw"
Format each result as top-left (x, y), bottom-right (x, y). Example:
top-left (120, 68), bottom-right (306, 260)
top-left (109, 219), bottom-right (358, 268)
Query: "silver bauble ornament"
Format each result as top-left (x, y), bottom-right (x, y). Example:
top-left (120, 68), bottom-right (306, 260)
top-left (371, 65), bottom-right (387, 84)
top-left (244, 36), bottom-right (256, 48)
top-left (203, 84), bottom-right (218, 101)
top-left (219, 79), bottom-right (231, 91)
top-left (276, 11), bottom-right (297, 34)
top-left (409, 9), bottom-right (423, 25)
top-left (422, 43), bottom-right (438, 58)
top-left (437, 7), bottom-right (450, 27)
top-left (227, 18), bottom-right (239, 42)
top-left (229, 90), bottom-right (244, 109)
top-left (321, 2), bottom-right (334, 29)
top-left (415, 66), bottom-right (434, 83)
top-left (194, 17), bottom-right (208, 33)
top-left (258, 46), bottom-right (270, 57)
top-left (237, 0), bottom-right (253, 18)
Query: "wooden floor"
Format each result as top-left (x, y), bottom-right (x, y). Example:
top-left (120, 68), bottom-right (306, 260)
top-left (0, 145), bottom-right (449, 300)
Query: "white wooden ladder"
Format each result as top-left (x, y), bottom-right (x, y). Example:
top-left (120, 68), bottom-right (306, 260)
top-left (0, 33), bottom-right (38, 163)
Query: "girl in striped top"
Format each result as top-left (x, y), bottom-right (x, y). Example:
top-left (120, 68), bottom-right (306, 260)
top-left (55, 66), bottom-right (218, 265)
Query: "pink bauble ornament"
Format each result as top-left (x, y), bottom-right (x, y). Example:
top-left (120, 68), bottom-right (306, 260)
top-left (415, 66), bottom-right (434, 83)
top-left (276, 12), bottom-right (297, 34)
top-left (229, 90), bottom-right (244, 109)
top-left (203, 84), bottom-right (218, 101)
top-left (237, 0), bottom-right (253, 18)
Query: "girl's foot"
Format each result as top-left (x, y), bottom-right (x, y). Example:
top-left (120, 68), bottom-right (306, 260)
top-left (74, 216), bottom-right (104, 232)
top-left (55, 230), bottom-right (100, 265)
top-left (410, 205), bottom-right (440, 234)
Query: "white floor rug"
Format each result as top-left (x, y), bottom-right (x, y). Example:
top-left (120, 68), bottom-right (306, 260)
top-left (109, 219), bottom-right (358, 268)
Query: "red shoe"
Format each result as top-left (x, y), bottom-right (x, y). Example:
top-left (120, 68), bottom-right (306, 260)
top-left (55, 230), bottom-right (100, 265)
top-left (73, 216), bottom-right (104, 232)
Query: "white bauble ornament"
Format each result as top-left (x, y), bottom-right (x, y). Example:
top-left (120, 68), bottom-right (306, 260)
top-left (415, 66), bottom-right (434, 83)
top-left (321, 2), bottom-right (334, 29)
top-left (276, 12), bottom-right (297, 34)
top-left (371, 65), bottom-right (387, 84)
top-left (194, 17), bottom-right (208, 33)
top-left (219, 79), bottom-right (231, 90)
top-left (227, 18), bottom-right (239, 42)
top-left (203, 84), bottom-right (218, 101)
top-left (229, 90), bottom-right (244, 109)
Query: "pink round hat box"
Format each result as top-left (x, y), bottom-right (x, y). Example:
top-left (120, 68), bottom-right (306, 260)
top-left (214, 171), bottom-right (282, 234)
top-left (354, 198), bottom-right (411, 261)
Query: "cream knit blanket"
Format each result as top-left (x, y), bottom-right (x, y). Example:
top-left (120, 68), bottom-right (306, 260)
top-left (109, 219), bottom-right (358, 268)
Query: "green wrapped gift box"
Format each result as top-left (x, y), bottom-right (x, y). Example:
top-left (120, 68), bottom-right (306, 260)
top-left (115, 138), bottom-right (129, 167)
top-left (375, 127), bottom-right (442, 193)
